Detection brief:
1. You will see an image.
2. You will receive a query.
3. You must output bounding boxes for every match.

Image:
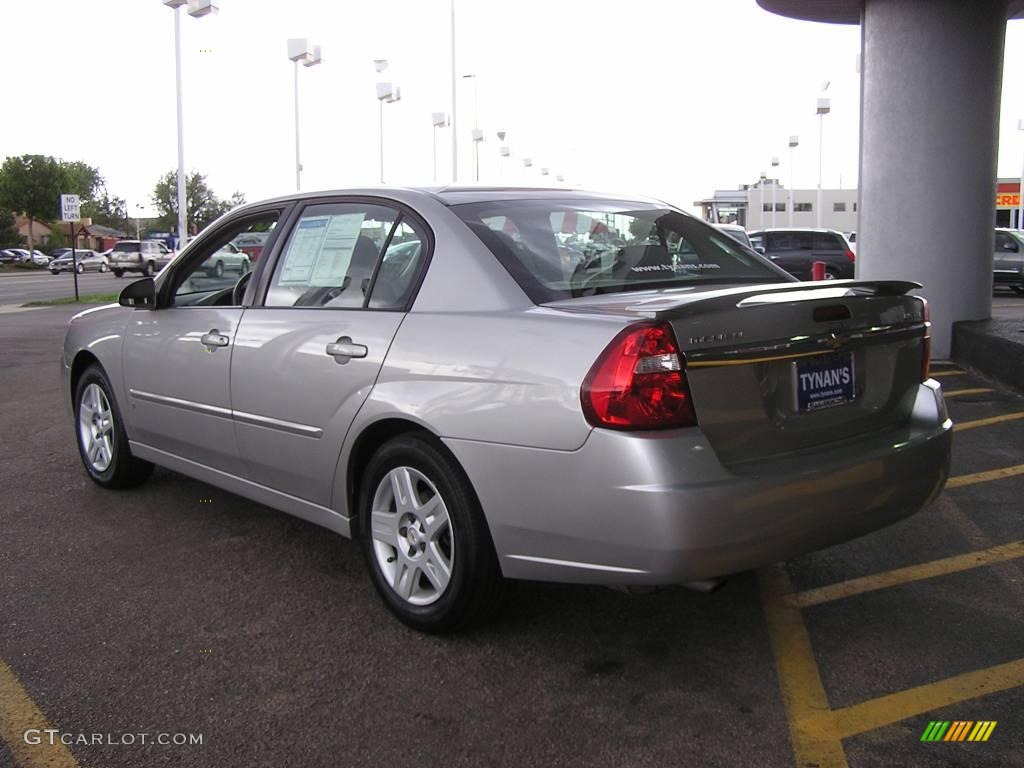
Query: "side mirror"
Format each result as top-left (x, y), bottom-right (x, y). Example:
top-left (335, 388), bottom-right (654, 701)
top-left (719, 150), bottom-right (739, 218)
top-left (1004, 242), bottom-right (1019, 252)
top-left (119, 277), bottom-right (156, 308)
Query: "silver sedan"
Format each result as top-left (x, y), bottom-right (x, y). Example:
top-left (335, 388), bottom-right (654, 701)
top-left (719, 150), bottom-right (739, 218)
top-left (62, 187), bottom-right (951, 632)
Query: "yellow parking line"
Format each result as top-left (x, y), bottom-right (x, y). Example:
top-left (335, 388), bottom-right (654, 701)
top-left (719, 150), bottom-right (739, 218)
top-left (830, 658), bottom-right (1024, 739)
top-left (942, 388), bottom-right (994, 398)
top-left (946, 463), bottom-right (1024, 489)
top-left (789, 540), bottom-right (1024, 608)
top-left (955, 411), bottom-right (1024, 431)
top-left (0, 658), bottom-right (79, 768)
top-left (929, 370), bottom-right (965, 378)
top-left (758, 565), bottom-right (849, 768)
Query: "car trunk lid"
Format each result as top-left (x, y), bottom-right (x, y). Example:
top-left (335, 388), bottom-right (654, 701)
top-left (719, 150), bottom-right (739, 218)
top-left (545, 280), bottom-right (929, 468)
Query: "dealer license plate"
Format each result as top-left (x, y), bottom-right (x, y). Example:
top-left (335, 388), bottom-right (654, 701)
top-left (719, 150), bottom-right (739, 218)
top-left (793, 353), bottom-right (855, 412)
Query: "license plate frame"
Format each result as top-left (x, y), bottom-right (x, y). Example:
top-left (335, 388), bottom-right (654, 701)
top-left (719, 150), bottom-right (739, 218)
top-left (793, 352), bottom-right (856, 412)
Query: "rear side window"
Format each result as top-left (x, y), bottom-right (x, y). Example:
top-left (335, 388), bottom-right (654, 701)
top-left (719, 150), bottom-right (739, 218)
top-left (452, 199), bottom-right (785, 303)
top-left (265, 203), bottom-right (398, 309)
top-left (813, 233), bottom-right (843, 251)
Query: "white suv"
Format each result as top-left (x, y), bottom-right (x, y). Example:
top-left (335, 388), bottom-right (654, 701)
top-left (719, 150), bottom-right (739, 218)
top-left (108, 240), bottom-right (174, 277)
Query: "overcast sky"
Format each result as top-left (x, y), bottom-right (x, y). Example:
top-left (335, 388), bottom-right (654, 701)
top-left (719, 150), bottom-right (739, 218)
top-left (4, 1), bottom-right (1024, 217)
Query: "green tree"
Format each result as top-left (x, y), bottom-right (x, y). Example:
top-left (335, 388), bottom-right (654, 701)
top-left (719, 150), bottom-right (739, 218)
top-left (0, 209), bottom-right (24, 249)
top-left (151, 171), bottom-right (246, 234)
top-left (82, 191), bottom-right (129, 233)
top-left (0, 155), bottom-right (103, 252)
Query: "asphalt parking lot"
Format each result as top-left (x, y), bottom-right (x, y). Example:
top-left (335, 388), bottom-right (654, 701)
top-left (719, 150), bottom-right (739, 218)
top-left (1, 303), bottom-right (1022, 768)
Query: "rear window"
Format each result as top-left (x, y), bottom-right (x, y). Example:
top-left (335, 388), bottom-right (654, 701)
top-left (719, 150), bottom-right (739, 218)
top-left (112, 242), bottom-right (138, 252)
top-left (452, 199), bottom-right (785, 303)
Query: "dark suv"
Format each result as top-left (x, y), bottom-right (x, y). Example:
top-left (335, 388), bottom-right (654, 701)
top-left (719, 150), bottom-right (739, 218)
top-left (748, 228), bottom-right (855, 280)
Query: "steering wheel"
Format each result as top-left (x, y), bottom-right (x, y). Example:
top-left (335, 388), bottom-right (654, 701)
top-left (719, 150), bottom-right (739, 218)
top-left (232, 270), bottom-right (253, 306)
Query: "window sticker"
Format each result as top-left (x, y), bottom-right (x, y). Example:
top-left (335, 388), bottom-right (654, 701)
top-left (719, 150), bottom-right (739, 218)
top-left (277, 213), bottom-right (367, 287)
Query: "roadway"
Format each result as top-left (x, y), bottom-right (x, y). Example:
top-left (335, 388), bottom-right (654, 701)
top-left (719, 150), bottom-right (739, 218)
top-left (0, 271), bottom-right (124, 305)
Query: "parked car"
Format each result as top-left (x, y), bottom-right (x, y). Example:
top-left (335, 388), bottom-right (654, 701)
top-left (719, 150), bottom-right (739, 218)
top-left (62, 187), bottom-right (949, 632)
top-left (50, 248), bottom-right (73, 260)
top-left (0, 249), bottom-right (18, 264)
top-left (715, 223), bottom-right (753, 249)
top-left (9, 248), bottom-right (49, 266)
top-left (845, 231), bottom-right (857, 254)
top-left (107, 239), bottom-right (174, 277)
top-left (748, 228), bottom-right (856, 280)
top-left (200, 242), bottom-right (251, 278)
top-left (993, 228), bottom-right (1024, 295)
top-left (50, 250), bottom-right (108, 274)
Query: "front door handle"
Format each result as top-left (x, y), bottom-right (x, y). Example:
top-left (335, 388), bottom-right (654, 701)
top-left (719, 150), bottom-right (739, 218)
top-left (200, 329), bottom-right (230, 350)
top-left (326, 336), bottom-right (367, 363)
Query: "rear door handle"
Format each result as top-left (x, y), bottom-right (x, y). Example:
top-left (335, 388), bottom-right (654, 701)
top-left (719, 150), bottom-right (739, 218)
top-left (200, 329), bottom-right (230, 349)
top-left (326, 336), bottom-right (367, 363)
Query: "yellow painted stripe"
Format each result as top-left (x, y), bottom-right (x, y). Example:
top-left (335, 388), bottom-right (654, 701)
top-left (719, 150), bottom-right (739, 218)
top-left (946, 464), bottom-right (1024, 489)
top-left (955, 411), bottom-right (1024, 431)
top-left (967, 721), bottom-right (984, 741)
top-left (942, 388), bottom-right (994, 398)
top-left (830, 658), bottom-right (1024, 739)
top-left (758, 566), bottom-right (849, 768)
top-left (0, 658), bottom-right (79, 768)
top-left (981, 721), bottom-right (998, 741)
top-left (929, 369), bottom-right (965, 378)
top-left (789, 540), bottom-right (1024, 608)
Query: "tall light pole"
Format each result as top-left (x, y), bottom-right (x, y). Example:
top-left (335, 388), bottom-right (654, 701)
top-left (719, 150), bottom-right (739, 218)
top-left (498, 130), bottom-right (509, 183)
top-left (816, 86), bottom-right (831, 229)
top-left (1017, 118), bottom-right (1024, 228)
top-left (771, 156), bottom-right (779, 227)
top-left (450, 0), bottom-right (457, 182)
top-left (375, 60), bottom-right (401, 184)
top-left (462, 74), bottom-right (480, 181)
top-left (759, 172), bottom-right (767, 228)
top-left (432, 112), bottom-right (449, 184)
top-left (163, 0), bottom-right (218, 248)
top-left (287, 38), bottom-right (322, 192)
top-left (788, 135), bottom-right (799, 226)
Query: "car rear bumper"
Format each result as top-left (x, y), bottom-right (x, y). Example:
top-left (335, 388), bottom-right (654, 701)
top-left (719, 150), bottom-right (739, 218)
top-left (444, 380), bottom-right (951, 585)
top-left (993, 270), bottom-right (1023, 285)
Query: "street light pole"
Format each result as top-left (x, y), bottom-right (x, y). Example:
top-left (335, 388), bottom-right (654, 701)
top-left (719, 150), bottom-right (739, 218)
top-left (171, 3), bottom-right (187, 248)
top-left (450, 0), bottom-right (457, 182)
top-left (163, 0), bottom-right (218, 248)
top-left (788, 135), bottom-right (799, 227)
top-left (1017, 118), bottom-right (1024, 228)
top-left (816, 96), bottom-right (830, 229)
top-left (288, 39), bottom-right (322, 192)
top-left (771, 156), bottom-right (779, 228)
top-left (432, 112), bottom-right (448, 184)
top-left (375, 63), bottom-right (400, 184)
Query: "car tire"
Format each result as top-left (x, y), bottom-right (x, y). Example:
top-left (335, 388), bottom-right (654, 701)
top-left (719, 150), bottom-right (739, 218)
top-left (51, 269), bottom-right (59, 275)
top-left (824, 268), bottom-right (840, 280)
top-left (113, 269), bottom-right (124, 278)
top-left (1013, 286), bottom-right (1024, 296)
top-left (359, 434), bottom-right (505, 633)
top-left (76, 262), bottom-right (85, 274)
top-left (99, 262), bottom-right (107, 273)
top-left (74, 364), bottom-right (154, 489)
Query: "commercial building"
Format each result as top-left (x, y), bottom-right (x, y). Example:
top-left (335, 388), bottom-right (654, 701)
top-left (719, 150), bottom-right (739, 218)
top-left (694, 180), bottom-right (858, 232)
top-left (697, 176), bottom-right (1024, 232)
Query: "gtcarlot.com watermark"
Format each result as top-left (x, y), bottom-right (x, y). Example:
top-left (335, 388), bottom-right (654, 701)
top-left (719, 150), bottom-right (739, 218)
top-left (24, 729), bottom-right (203, 747)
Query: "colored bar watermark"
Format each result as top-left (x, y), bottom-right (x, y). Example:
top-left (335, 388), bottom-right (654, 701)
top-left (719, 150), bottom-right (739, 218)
top-left (921, 721), bottom-right (997, 742)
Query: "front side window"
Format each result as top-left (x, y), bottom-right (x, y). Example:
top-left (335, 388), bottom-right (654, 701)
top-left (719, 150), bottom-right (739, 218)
top-left (172, 213), bottom-right (278, 305)
top-left (265, 204), bottom-right (398, 309)
top-left (453, 199), bottom-right (784, 303)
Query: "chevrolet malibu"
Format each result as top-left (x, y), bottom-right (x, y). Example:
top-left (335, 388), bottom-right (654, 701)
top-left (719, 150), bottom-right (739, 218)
top-left (63, 187), bottom-right (952, 632)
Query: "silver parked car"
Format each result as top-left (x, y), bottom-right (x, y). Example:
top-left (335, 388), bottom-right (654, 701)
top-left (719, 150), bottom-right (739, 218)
top-left (62, 188), bottom-right (951, 632)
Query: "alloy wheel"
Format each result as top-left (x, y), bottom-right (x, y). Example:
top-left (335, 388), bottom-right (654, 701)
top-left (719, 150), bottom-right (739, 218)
top-left (370, 466), bottom-right (454, 606)
top-left (78, 383), bottom-right (114, 472)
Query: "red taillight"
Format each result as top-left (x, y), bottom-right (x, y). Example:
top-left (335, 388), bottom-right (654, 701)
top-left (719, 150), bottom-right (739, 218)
top-left (920, 298), bottom-right (931, 381)
top-left (845, 249), bottom-right (856, 263)
top-left (581, 322), bottom-right (697, 430)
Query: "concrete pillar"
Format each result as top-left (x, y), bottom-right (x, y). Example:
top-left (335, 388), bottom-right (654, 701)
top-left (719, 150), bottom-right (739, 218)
top-left (857, 0), bottom-right (1007, 357)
